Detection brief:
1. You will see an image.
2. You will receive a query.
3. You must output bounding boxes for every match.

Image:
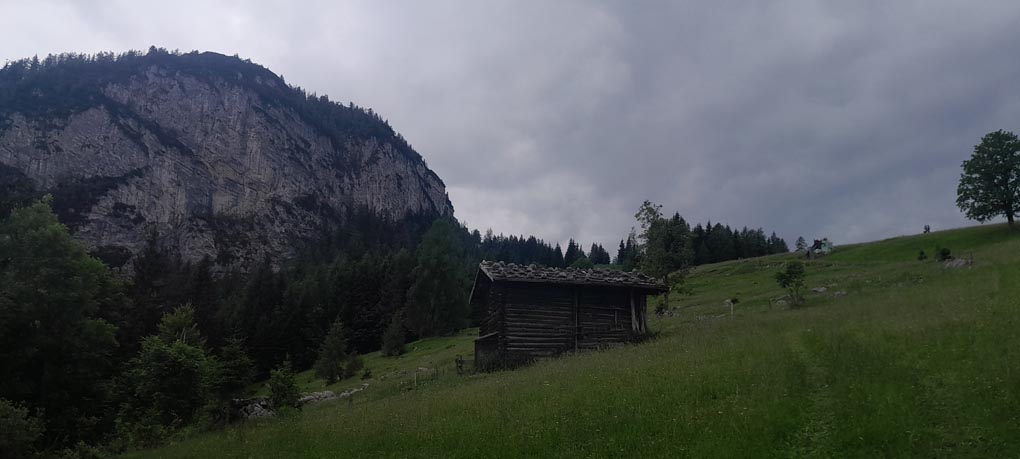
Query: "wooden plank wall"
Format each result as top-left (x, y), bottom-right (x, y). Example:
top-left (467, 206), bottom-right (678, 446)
top-left (478, 283), bottom-right (498, 337)
top-left (478, 278), bottom-right (651, 366)
top-left (503, 283), bottom-right (575, 358)
top-left (576, 286), bottom-right (633, 350)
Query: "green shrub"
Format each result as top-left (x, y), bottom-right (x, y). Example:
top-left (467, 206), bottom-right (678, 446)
top-left (917, 249), bottom-right (928, 261)
top-left (775, 261), bottom-right (806, 306)
top-left (569, 256), bottom-right (594, 269)
top-left (0, 398), bottom-right (43, 459)
top-left (268, 361), bottom-right (299, 410)
top-left (112, 408), bottom-right (167, 450)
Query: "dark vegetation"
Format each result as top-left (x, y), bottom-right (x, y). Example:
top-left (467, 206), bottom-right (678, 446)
top-left (0, 193), bottom-right (788, 457)
top-left (774, 260), bottom-right (807, 305)
top-left (957, 129), bottom-right (1020, 228)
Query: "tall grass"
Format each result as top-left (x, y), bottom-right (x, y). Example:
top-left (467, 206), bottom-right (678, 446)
top-left (125, 224), bottom-right (1020, 458)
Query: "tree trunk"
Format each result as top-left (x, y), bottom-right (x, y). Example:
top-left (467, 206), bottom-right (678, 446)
top-left (1009, 212), bottom-right (1015, 228)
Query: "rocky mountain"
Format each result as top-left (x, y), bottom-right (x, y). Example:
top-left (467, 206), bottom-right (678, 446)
top-left (0, 49), bottom-right (452, 270)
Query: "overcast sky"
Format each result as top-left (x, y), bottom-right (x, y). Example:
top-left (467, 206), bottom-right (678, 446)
top-left (4, 1), bottom-right (1020, 249)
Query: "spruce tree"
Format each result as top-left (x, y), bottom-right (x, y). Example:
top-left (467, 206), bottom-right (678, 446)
top-left (268, 360), bottom-right (299, 410)
top-left (313, 319), bottom-right (348, 384)
top-left (381, 311), bottom-right (407, 357)
top-left (406, 219), bottom-right (469, 337)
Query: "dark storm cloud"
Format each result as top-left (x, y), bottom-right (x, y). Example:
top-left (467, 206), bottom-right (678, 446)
top-left (4, 1), bottom-right (1020, 249)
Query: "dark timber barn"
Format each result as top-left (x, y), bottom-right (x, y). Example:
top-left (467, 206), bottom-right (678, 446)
top-left (470, 261), bottom-right (667, 368)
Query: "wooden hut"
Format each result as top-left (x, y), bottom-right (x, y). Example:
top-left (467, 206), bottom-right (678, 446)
top-left (470, 261), bottom-right (667, 368)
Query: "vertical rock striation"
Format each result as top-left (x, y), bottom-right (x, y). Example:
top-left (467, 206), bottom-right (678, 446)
top-left (0, 50), bottom-right (452, 270)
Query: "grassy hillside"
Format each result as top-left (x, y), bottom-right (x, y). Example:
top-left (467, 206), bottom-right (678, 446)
top-left (125, 223), bottom-right (1020, 458)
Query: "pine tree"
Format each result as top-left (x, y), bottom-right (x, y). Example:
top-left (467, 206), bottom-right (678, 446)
top-left (406, 219), bottom-right (469, 337)
top-left (564, 239), bottom-right (581, 267)
top-left (313, 319), bottom-right (348, 384)
top-left (215, 338), bottom-right (253, 402)
top-left (158, 304), bottom-right (206, 348)
top-left (268, 360), bottom-right (299, 409)
top-left (381, 311), bottom-right (406, 357)
top-left (552, 244), bottom-right (565, 268)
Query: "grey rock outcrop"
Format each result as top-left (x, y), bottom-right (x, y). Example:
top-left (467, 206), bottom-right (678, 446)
top-left (0, 52), bottom-right (452, 270)
top-left (297, 390), bottom-right (336, 405)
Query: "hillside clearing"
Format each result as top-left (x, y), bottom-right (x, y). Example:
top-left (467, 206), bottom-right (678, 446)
top-left (125, 224), bottom-right (1020, 458)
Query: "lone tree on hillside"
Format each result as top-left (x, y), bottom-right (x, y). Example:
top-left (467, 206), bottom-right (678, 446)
top-left (957, 130), bottom-right (1020, 228)
top-left (775, 261), bottom-right (806, 306)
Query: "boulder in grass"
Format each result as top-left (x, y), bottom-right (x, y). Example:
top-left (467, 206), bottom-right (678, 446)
top-left (234, 397), bottom-right (274, 419)
top-left (298, 391), bottom-right (337, 406)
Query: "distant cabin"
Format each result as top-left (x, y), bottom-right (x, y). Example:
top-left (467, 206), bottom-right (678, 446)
top-left (469, 261), bottom-right (667, 368)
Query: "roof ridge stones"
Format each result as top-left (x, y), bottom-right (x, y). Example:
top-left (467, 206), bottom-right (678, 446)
top-left (478, 260), bottom-right (666, 291)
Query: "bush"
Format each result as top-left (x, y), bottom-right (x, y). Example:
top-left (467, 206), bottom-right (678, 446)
top-left (935, 246), bottom-right (952, 261)
top-left (918, 249), bottom-right (928, 261)
top-left (0, 398), bottom-right (43, 459)
top-left (569, 256), bottom-right (594, 269)
top-left (268, 360), bottom-right (299, 410)
top-left (112, 407), bottom-right (166, 450)
top-left (775, 261), bottom-right (806, 306)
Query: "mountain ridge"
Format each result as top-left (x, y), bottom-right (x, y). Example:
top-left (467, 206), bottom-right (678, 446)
top-left (0, 48), bottom-right (452, 270)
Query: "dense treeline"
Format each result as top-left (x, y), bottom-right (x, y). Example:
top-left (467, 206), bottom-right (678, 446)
top-left (0, 199), bottom-right (466, 456)
top-left (614, 216), bottom-right (788, 269)
top-left (474, 230), bottom-right (612, 269)
top-left (0, 197), bottom-right (538, 455)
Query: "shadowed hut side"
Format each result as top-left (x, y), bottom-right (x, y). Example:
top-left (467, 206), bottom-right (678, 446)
top-left (469, 261), bottom-right (667, 369)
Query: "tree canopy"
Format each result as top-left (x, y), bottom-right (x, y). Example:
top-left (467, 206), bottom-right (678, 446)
top-left (957, 130), bottom-right (1020, 227)
top-left (0, 198), bottom-right (125, 445)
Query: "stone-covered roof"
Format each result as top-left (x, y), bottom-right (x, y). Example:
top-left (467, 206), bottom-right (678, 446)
top-left (477, 261), bottom-right (667, 292)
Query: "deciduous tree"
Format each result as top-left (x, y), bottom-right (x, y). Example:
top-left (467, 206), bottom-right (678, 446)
top-left (957, 130), bottom-right (1020, 228)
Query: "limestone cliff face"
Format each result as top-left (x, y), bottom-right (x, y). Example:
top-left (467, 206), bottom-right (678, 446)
top-left (0, 51), bottom-right (452, 269)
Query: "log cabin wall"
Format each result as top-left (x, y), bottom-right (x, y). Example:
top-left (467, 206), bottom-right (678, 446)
top-left (502, 282), bottom-right (576, 360)
top-left (494, 283), bottom-right (641, 360)
top-left (576, 286), bottom-right (634, 350)
top-left (471, 261), bottom-right (666, 368)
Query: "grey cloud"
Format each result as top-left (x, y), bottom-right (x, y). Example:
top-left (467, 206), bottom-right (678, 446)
top-left (3, 0), bottom-right (1020, 250)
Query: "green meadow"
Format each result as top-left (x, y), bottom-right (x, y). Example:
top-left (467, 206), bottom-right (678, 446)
top-left (125, 223), bottom-right (1020, 458)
